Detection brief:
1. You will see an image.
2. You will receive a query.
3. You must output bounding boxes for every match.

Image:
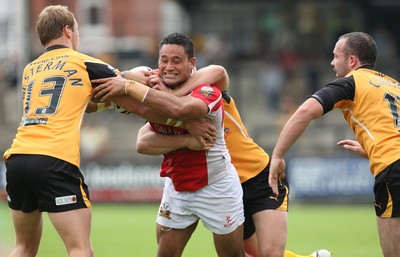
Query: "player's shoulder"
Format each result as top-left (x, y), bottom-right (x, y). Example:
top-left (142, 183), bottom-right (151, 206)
top-left (73, 51), bottom-right (104, 65)
top-left (73, 51), bottom-right (119, 75)
top-left (194, 84), bottom-right (221, 97)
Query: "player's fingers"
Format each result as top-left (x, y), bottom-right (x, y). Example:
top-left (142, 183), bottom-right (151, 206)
top-left (337, 139), bottom-right (352, 146)
top-left (206, 134), bottom-right (216, 144)
top-left (91, 77), bottom-right (111, 84)
top-left (92, 87), bottom-right (107, 99)
top-left (279, 170), bottom-right (286, 180)
top-left (268, 178), bottom-right (279, 196)
top-left (343, 145), bottom-right (357, 152)
top-left (197, 136), bottom-right (206, 147)
top-left (102, 87), bottom-right (119, 101)
top-left (92, 87), bottom-right (104, 98)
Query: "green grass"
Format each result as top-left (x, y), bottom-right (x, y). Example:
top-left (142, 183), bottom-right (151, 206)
top-left (0, 202), bottom-right (382, 256)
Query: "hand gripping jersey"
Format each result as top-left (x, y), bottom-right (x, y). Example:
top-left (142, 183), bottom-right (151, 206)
top-left (312, 68), bottom-right (400, 177)
top-left (150, 84), bottom-right (234, 192)
top-left (221, 92), bottom-right (269, 183)
top-left (3, 45), bottom-right (118, 167)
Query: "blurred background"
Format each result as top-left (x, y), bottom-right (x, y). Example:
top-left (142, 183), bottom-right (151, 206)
top-left (1, 0), bottom-right (399, 203)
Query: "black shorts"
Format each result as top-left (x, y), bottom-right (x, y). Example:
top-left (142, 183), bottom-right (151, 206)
top-left (5, 154), bottom-right (91, 212)
top-left (241, 163), bottom-right (289, 239)
top-left (374, 159), bottom-right (400, 217)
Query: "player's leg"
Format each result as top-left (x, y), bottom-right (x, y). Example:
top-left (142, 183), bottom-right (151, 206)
top-left (243, 233), bottom-right (258, 256)
top-left (5, 155), bottom-right (43, 257)
top-left (8, 209), bottom-right (43, 257)
top-left (252, 209), bottom-right (288, 257)
top-left (374, 160), bottom-right (400, 257)
top-left (156, 178), bottom-right (200, 257)
top-left (156, 222), bottom-right (198, 257)
top-left (34, 156), bottom-right (94, 257)
top-left (48, 208), bottom-right (93, 257)
top-left (198, 169), bottom-right (245, 257)
top-left (247, 212), bottom-right (331, 257)
top-left (213, 224), bottom-right (246, 257)
top-left (377, 217), bottom-right (400, 257)
top-left (242, 166), bottom-right (289, 257)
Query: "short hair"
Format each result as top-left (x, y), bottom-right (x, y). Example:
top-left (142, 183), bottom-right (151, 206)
top-left (339, 32), bottom-right (378, 68)
top-left (36, 5), bottom-right (75, 46)
top-left (159, 33), bottom-right (195, 59)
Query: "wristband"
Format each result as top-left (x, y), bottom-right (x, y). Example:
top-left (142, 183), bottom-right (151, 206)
top-left (142, 87), bottom-right (150, 103)
top-left (125, 80), bottom-right (136, 95)
top-left (124, 79), bottom-right (150, 102)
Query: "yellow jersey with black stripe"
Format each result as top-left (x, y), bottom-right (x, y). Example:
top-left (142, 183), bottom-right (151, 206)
top-left (312, 67), bottom-right (400, 177)
top-left (4, 45), bottom-right (118, 167)
top-left (222, 91), bottom-right (269, 183)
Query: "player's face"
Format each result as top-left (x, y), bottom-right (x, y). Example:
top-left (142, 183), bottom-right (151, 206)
top-left (331, 38), bottom-right (351, 78)
top-left (158, 44), bottom-right (195, 88)
top-left (71, 19), bottom-right (80, 51)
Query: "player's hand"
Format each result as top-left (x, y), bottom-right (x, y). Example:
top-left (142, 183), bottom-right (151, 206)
top-left (182, 118), bottom-right (217, 144)
top-left (268, 155), bottom-right (286, 196)
top-left (184, 134), bottom-right (216, 151)
top-left (91, 74), bottom-right (129, 101)
top-left (148, 73), bottom-right (169, 91)
top-left (121, 68), bottom-right (151, 85)
top-left (337, 139), bottom-right (368, 158)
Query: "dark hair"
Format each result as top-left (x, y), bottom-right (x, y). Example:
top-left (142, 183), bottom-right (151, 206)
top-left (36, 5), bottom-right (75, 46)
top-left (159, 33), bottom-right (195, 59)
top-left (339, 32), bottom-right (378, 68)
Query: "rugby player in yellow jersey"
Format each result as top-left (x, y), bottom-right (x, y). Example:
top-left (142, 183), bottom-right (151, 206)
top-left (3, 5), bottom-right (119, 257)
top-left (269, 32), bottom-right (400, 257)
top-left (96, 63), bottom-right (330, 257)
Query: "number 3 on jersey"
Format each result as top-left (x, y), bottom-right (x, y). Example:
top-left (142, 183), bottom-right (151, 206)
top-left (21, 76), bottom-right (66, 126)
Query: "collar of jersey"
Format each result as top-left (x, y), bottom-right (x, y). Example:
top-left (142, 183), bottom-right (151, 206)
top-left (45, 45), bottom-right (69, 52)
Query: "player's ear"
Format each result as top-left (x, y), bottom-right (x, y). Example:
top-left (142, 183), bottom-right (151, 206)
top-left (63, 25), bottom-right (72, 38)
top-left (348, 55), bottom-right (359, 68)
top-left (190, 57), bottom-right (196, 73)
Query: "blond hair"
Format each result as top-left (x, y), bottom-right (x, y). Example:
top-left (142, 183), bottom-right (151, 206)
top-left (36, 5), bottom-right (75, 46)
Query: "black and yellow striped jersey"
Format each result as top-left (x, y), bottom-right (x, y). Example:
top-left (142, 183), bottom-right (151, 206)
top-left (312, 68), bottom-right (400, 177)
top-left (4, 45), bottom-right (118, 167)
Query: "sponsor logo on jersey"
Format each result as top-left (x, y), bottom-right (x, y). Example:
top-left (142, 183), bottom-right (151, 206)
top-left (199, 85), bottom-right (214, 98)
top-left (55, 195), bottom-right (77, 206)
top-left (224, 127), bottom-right (231, 137)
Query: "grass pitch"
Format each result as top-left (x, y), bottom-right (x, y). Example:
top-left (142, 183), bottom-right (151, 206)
top-left (0, 202), bottom-right (381, 256)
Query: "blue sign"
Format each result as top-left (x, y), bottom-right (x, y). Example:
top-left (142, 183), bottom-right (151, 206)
top-left (287, 157), bottom-right (374, 201)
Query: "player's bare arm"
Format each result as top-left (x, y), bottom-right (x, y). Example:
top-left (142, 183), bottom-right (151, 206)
top-left (136, 123), bottom-right (215, 155)
top-left (269, 98), bottom-right (324, 195)
top-left (92, 68), bottom-right (217, 144)
top-left (121, 66), bottom-right (153, 85)
top-left (92, 75), bottom-right (209, 120)
top-left (337, 139), bottom-right (368, 158)
top-left (149, 65), bottom-right (228, 97)
top-left (175, 65), bottom-right (229, 95)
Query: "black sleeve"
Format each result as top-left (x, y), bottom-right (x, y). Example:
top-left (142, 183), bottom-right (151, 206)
top-left (85, 61), bottom-right (118, 87)
top-left (221, 91), bottom-right (231, 103)
top-left (310, 76), bottom-right (356, 115)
